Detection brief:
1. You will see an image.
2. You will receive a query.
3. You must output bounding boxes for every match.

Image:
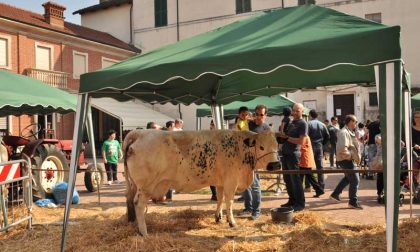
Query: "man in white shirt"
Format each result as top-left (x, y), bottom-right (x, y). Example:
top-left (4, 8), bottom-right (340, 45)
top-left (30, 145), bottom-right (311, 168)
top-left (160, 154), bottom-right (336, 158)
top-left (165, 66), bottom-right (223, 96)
top-left (174, 118), bottom-right (183, 131)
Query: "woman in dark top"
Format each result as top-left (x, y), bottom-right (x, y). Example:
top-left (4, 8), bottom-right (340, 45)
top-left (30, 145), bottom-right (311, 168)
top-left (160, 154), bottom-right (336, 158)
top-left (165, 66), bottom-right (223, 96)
top-left (413, 111), bottom-right (420, 156)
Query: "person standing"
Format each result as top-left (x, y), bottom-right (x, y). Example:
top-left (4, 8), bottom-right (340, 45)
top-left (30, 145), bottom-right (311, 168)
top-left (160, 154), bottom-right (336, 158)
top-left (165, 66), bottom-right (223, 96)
top-left (208, 120), bottom-right (218, 201)
top-left (278, 103), bottom-right (307, 212)
top-left (235, 107), bottom-right (251, 202)
top-left (299, 135), bottom-right (324, 198)
top-left (238, 104), bottom-right (270, 220)
top-left (101, 129), bottom-right (123, 185)
top-left (330, 115), bottom-right (363, 209)
top-left (327, 117), bottom-right (339, 168)
top-left (366, 116), bottom-right (381, 180)
top-left (174, 118), bottom-right (184, 131)
top-left (307, 110), bottom-right (330, 190)
top-left (165, 121), bottom-right (175, 202)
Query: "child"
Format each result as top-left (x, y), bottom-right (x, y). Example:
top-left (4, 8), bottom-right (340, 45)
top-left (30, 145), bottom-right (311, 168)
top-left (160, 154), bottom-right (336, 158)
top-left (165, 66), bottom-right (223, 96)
top-left (101, 129), bottom-right (123, 185)
top-left (236, 106), bottom-right (251, 131)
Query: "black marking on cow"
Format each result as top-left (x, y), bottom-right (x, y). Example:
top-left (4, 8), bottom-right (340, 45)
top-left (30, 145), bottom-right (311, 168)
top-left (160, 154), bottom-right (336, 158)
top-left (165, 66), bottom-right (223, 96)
top-left (221, 134), bottom-right (239, 159)
top-left (190, 141), bottom-right (217, 173)
top-left (242, 151), bottom-right (256, 169)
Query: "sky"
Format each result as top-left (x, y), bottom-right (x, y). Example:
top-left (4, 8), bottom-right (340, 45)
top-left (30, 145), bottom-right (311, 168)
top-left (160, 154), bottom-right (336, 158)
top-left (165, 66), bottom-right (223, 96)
top-left (1, 0), bottom-right (99, 24)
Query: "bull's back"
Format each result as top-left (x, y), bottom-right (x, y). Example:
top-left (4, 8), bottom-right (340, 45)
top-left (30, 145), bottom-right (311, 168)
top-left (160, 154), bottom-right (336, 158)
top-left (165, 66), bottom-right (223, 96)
top-left (124, 130), bottom-right (254, 194)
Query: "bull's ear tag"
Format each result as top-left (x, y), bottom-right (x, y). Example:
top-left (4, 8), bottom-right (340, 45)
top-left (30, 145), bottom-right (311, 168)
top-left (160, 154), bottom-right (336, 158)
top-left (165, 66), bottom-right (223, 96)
top-left (243, 138), bottom-right (256, 147)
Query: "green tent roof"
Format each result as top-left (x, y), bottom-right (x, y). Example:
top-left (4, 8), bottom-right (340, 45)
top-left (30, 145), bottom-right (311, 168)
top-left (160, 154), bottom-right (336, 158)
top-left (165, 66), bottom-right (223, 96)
top-left (80, 5), bottom-right (400, 105)
top-left (196, 95), bottom-right (309, 119)
top-left (412, 93), bottom-right (420, 109)
top-left (0, 70), bottom-right (77, 116)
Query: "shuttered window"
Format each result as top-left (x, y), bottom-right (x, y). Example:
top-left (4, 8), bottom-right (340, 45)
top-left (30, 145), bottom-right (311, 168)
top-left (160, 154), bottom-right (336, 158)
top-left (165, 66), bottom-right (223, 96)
top-left (0, 38), bottom-right (8, 67)
top-left (0, 117), bottom-right (7, 131)
top-left (236, 0), bottom-right (251, 14)
top-left (36, 45), bottom-right (51, 70)
top-left (73, 52), bottom-right (88, 79)
top-left (155, 0), bottom-right (167, 27)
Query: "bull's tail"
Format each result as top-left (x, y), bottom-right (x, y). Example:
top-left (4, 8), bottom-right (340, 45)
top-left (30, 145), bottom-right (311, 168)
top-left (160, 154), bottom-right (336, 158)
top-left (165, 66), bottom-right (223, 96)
top-left (124, 137), bottom-right (137, 222)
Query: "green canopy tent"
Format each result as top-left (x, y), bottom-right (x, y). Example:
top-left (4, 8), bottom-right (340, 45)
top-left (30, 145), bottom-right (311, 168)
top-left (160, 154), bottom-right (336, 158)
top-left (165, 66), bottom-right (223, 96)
top-left (411, 93), bottom-right (420, 109)
top-left (62, 5), bottom-right (408, 252)
top-left (0, 70), bottom-right (76, 116)
top-left (196, 95), bottom-right (308, 120)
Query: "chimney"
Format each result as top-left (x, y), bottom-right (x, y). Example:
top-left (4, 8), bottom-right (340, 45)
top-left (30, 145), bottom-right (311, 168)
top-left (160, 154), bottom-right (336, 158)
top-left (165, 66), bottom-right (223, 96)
top-left (42, 1), bottom-right (66, 28)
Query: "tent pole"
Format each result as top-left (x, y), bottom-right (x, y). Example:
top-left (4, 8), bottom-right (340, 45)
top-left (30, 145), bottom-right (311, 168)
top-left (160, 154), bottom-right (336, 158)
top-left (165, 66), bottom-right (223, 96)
top-left (210, 104), bottom-right (222, 130)
top-left (403, 90), bottom-right (413, 218)
top-left (60, 94), bottom-right (89, 252)
top-left (375, 62), bottom-right (402, 252)
top-left (219, 104), bottom-right (225, 129)
top-left (86, 102), bottom-right (101, 205)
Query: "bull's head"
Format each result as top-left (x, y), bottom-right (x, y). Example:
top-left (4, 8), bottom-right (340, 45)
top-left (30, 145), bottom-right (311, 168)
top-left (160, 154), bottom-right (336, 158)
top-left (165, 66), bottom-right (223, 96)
top-left (243, 131), bottom-right (280, 170)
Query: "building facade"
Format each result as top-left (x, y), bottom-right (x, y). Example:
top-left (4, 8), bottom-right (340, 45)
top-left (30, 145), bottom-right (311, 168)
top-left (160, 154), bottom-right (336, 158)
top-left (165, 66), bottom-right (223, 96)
top-left (76, 0), bottom-right (419, 126)
top-left (0, 1), bottom-right (137, 139)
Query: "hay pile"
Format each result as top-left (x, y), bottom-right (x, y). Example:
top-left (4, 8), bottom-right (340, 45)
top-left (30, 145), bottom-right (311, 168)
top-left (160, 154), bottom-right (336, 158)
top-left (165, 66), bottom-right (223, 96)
top-left (1, 203), bottom-right (419, 252)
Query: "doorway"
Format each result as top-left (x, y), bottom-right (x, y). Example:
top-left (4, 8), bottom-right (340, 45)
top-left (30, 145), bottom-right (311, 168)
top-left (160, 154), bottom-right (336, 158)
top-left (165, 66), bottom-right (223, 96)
top-left (333, 94), bottom-right (355, 126)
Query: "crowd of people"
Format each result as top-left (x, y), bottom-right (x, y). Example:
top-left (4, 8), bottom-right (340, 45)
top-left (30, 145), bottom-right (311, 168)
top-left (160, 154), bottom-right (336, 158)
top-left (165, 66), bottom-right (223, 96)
top-left (103, 105), bottom-right (420, 216)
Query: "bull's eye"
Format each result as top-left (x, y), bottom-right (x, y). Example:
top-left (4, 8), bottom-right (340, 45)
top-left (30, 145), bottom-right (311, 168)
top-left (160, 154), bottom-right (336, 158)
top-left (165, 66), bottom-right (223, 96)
top-left (260, 146), bottom-right (264, 151)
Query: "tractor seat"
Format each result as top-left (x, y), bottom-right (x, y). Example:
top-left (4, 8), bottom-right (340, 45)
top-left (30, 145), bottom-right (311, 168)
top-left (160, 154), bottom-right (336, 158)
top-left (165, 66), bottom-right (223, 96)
top-left (2, 135), bottom-right (31, 146)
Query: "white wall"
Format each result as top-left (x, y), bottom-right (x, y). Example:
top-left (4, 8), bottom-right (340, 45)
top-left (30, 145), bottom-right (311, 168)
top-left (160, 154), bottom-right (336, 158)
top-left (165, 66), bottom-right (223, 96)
top-left (81, 4), bottom-right (132, 43)
top-left (315, 0), bottom-right (420, 87)
top-left (132, 0), bottom-right (283, 52)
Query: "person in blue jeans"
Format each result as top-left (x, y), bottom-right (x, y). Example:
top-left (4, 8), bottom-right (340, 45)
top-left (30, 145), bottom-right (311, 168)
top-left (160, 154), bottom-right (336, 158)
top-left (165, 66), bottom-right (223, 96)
top-left (278, 103), bottom-right (307, 212)
top-left (330, 115), bottom-right (363, 209)
top-left (238, 104), bottom-right (270, 220)
top-left (307, 110), bottom-right (330, 190)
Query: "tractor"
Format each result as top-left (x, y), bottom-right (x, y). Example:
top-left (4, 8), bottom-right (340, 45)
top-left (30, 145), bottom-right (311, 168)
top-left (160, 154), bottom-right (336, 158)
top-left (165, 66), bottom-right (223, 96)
top-left (0, 122), bottom-right (106, 200)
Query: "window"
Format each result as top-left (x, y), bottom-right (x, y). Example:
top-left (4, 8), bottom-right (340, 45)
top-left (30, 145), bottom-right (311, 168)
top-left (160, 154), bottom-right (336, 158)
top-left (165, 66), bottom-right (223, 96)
top-left (365, 13), bottom-right (382, 23)
top-left (102, 57), bottom-right (118, 69)
top-left (0, 37), bottom-right (9, 68)
top-left (369, 92), bottom-right (378, 106)
top-left (36, 45), bottom-right (52, 70)
top-left (73, 51), bottom-right (88, 79)
top-left (236, 0), bottom-right (251, 14)
top-left (298, 0), bottom-right (316, 5)
top-left (155, 0), bottom-right (167, 28)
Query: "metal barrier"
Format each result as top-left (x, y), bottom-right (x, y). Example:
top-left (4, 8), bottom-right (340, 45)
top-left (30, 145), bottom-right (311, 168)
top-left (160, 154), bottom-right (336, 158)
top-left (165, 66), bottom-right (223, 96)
top-left (0, 159), bottom-right (32, 232)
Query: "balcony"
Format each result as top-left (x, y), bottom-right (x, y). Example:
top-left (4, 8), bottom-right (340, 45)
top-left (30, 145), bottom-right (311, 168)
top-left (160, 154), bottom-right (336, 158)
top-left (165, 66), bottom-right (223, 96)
top-left (26, 68), bottom-right (69, 90)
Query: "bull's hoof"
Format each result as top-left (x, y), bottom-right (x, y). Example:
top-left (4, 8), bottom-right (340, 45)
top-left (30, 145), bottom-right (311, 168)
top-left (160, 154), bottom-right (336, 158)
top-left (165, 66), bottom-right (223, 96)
top-left (138, 230), bottom-right (148, 237)
top-left (229, 222), bottom-right (237, 228)
top-left (215, 214), bottom-right (222, 223)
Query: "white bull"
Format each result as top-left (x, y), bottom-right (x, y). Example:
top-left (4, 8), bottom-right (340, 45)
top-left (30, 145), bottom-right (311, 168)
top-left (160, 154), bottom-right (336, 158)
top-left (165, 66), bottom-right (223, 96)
top-left (123, 129), bottom-right (279, 235)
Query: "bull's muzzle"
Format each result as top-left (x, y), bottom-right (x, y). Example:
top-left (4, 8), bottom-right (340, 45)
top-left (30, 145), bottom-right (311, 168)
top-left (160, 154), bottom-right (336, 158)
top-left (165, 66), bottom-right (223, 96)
top-left (266, 161), bottom-right (281, 171)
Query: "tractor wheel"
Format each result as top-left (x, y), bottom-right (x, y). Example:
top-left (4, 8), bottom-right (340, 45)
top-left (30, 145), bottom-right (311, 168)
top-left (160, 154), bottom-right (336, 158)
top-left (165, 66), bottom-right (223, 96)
top-left (31, 144), bottom-right (69, 199)
top-left (84, 163), bottom-right (106, 192)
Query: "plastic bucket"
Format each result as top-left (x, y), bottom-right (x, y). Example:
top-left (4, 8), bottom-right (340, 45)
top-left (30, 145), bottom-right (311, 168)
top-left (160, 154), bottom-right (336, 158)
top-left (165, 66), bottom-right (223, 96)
top-left (270, 207), bottom-right (294, 223)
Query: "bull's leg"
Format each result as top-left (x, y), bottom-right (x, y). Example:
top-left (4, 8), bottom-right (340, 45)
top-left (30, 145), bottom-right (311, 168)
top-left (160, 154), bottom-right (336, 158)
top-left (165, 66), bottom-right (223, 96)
top-left (134, 190), bottom-right (149, 236)
top-left (126, 179), bottom-right (137, 222)
top-left (214, 186), bottom-right (224, 223)
top-left (224, 186), bottom-right (237, 228)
